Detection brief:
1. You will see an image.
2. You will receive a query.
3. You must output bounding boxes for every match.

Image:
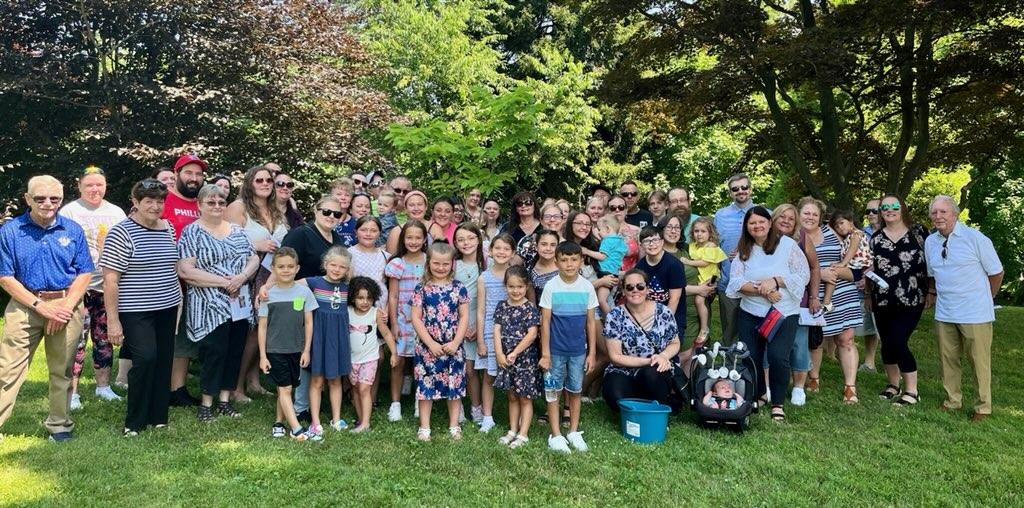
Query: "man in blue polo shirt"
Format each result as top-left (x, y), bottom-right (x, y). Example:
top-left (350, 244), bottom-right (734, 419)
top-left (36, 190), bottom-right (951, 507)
top-left (0, 175), bottom-right (93, 442)
top-left (714, 173), bottom-right (756, 344)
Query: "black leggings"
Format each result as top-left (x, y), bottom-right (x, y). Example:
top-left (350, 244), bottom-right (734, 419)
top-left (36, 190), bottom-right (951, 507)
top-left (873, 306), bottom-right (922, 373)
top-left (198, 320), bottom-right (248, 397)
top-left (738, 310), bottom-right (798, 406)
top-left (602, 366), bottom-right (675, 412)
top-left (121, 306), bottom-right (178, 431)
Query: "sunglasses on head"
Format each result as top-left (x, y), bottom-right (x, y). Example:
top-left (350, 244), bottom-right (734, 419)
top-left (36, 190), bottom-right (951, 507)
top-left (865, 208), bottom-right (879, 214)
top-left (608, 204), bottom-right (626, 212)
top-left (31, 195), bottom-right (63, 204)
top-left (880, 203), bottom-right (901, 211)
top-left (253, 177), bottom-right (273, 185)
top-left (730, 184), bottom-right (751, 193)
top-left (275, 180), bottom-right (295, 189)
top-left (624, 283), bottom-right (647, 292)
top-left (369, 180), bottom-right (384, 188)
top-left (140, 179), bottom-right (167, 191)
top-left (319, 208), bottom-right (344, 219)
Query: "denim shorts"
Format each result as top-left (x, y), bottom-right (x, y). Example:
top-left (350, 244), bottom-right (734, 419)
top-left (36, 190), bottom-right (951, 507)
top-left (544, 353), bottom-right (585, 402)
top-left (761, 325), bottom-right (811, 372)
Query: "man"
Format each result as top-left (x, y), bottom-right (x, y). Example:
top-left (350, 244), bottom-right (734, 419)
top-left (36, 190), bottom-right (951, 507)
top-left (855, 198), bottom-right (882, 371)
top-left (389, 175), bottom-right (412, 225)
top-left (713, 173), bottom-right (756, 344)
top-left (166, 154), bottom-right (207, 407)
top-left (667, 186), bottom-right (700, 236)
top-left (589, 184), bottom-right (612, 203)
top-left (925, 195), bottom-right (1003, 422)
top-left (0, 175), bottom-right (94, 442)
top-left (352, 173), bottom-right (367, 194)
top-left (620, 180), bottom-right (653, 228)
top-left (59, 166), bottom-right (127, 410)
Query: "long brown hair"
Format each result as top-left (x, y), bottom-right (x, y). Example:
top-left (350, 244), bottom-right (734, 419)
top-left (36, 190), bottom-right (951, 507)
top-left (738, 206), bottom-right (781, 261)
top-left (239, 165), bottom-right (283, 232)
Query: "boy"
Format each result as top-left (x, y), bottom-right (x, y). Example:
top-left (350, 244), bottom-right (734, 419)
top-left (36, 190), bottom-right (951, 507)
top-left (594, 213), bottom-right (627, 315)
top-left (376, 189), bottom-right (399, 248)
top-left (539, 241), bottom-right (598, 453)
top-left (258, 247), bottom-right (320, 441)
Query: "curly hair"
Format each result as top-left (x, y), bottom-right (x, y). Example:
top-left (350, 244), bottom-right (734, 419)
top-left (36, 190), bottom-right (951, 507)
top-left (348, 276), bottom-right (382, 307)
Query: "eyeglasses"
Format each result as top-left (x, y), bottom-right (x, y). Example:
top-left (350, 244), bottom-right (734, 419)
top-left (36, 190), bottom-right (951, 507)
top-left (516, 200), bottom-right (534, 207)
top-left (253, 177), bottom-right (273, 185)
top-left (730, 184), bottom-right (751, 193)
top-left (941, 237), bottom-right (948, 260)
top-left (572, 221), bottom-right (592, 227)
top-left (641, 237), bottom-right (663, 245)
top-left (865, 208), bottom-right (879, 215)
top-left (393, 188), bottom-right (409, 195)
top-left (319, 208), bottom-right (344, 219)
top-left (624, 283), bottom-right (647, 292)
top-left (880, 203), bottom-right (901, 211)
top-left (608, 205), bottom-right (626, 212)
top-left (203, 200), bottom-right (227, 208)
top-left (275, 181), bottom-right (295, 189)
top-left (543, 213), bottom-right (564, 220)
top-left (31, 196), bottom-right (63, 204)
top-left (139, 179), bottom-right (167, 191)
top-left (663, 224), bottom-right (681, 231)
top-left (620, 192), bottom-right (637, 198)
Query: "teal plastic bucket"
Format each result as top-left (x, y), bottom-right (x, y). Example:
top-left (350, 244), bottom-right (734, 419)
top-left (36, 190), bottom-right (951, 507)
top-left (619, 398), bottom-right (671, 444)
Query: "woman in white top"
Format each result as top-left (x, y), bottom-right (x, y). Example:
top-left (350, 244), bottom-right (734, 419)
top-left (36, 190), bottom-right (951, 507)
top-left (726, 206), bottom-right (809, 422)
top-left (225, 165), bottom-right (287, 402)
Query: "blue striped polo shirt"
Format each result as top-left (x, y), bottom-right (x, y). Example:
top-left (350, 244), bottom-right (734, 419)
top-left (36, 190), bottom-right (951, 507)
top-left (539, 274), bottom-right (598, 356)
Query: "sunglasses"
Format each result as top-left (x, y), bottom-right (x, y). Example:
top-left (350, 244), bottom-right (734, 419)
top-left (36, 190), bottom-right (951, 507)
top-left (941, 237), bottom-right (948, 260)
top-left (369, 181), bottom-right (384, 188)
top-left (31, 196), bottom-right (63, 204)
top-left (516, 200), bottom-right (534, 207)
top-left (319, 208), bottom-right (344, 219)
top-left (353, 180), bottom-right (366, 187)
top-left (624, 283), bottom-right (647, 292)
top-left (865, 208), bottom-right (879, 215)
top-left (730, 184), bottom-right (751, 193)
top-left (203, 200), bottom-right (227, 208)
top-left (620, 192), bottom-right (638, 198)
top-left (253, 177), bottom-right (273, 185)
top-left (880, 203), bottom-right (901, 211)
top-left (393, 188), bottom-right (409, 195)
top-left (275, 181), bottom-right (295, 189)
top-left (608, 204), bottom-right (626, 212)
top-left (83, 165), bottom-right (105, 176)
top-left (140, 179), bottom-right (167, 191)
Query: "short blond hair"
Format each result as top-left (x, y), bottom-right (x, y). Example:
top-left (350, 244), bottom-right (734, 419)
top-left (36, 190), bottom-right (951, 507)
top-left (597, 213), bottom-right (620, 232)
top-left (378, 189), bottom-right (396, 207)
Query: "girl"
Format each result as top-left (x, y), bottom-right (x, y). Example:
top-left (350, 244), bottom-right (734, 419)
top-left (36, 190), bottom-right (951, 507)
top-left (648, 189), bottom-right (669, 225)
top-left (411, 242), bottom-right (470, 441)
top-left (428, 197), bottom-right (457, 245)
top-left (384, 219), bottom-right (428, 422)
top-left (823, 210), bottom-right (871, 312)
top-left (348, 276), bottom-right (398, 433)
top-left (682, 217), bottom-right (727, 342)
top-left (493, 265), bottom-right (542, 449)
top-left (305, 246), bottom-right (353, 435)
top-left (530, 230), bottom-right (561, 302)
top-left (476, 233), bottom-right (515, 433)
top-left (454, 223), bottom-right (486, 425)
top-left (349, 215), bottom-right (390, 403)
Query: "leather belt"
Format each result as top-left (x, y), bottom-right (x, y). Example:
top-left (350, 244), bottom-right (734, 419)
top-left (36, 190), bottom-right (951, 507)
top-left (34, 290), bottom-right (67, 301)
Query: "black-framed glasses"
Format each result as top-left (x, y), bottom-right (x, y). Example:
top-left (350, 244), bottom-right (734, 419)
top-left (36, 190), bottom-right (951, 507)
top-left (31, 195), bottom-right (63, 204)
top-left (624, 283), bottom-right (647, 292)
top-left (942, 237), bottom-right (948, 260)
top-left (865, 208), bottom-right (879, 215)
top-left (275, 181), bottom-right (295, 189)
top-left (641, 236), bottom-right (663, 245)
top-left (319, 208), bottom-right (344, 219)
top-left (880, 203), bottom-right (901, 211)
top-left (730, 184), bottom-right (751, 192)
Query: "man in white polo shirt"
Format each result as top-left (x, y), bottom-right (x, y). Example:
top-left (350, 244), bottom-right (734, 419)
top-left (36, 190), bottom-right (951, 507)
top-left (924, 195), bottom-right (1003, 422)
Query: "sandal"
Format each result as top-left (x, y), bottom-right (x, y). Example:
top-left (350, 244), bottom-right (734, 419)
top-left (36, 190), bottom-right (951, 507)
top-left (770, 405), bottom-right (785, 423)
top-left (197, 404), bottom-right (215, 423)
top-left (416, 427), bottom-right (431, 442)
top-left (806, 377), bottom-right (820, 393)
top-left (498, 430), bottom-right (517, 446)
top-left (509, 434), bottom-right (530, 449)
top-left (449, 426), bottom-right (463, 441)
top-left (216, 401), bottom-right (242, 418)
top-left (893, 392), bottom-right (919, 406)
top-left (843, 385), bottom-right (859, 405)
top-left (878, 384), bottom-right (900, 400)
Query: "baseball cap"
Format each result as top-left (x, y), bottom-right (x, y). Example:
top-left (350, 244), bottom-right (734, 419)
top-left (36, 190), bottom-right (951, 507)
top-left (173, 154), bottom-right (208, 172)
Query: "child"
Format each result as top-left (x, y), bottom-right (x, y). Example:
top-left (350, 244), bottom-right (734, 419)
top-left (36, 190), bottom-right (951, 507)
top-left (530, 230), bottom-right (561, 303)
top-left (384, 219), bottom-right (428, 422)
top-left (258, 247), bottom-right (320, 441)
top-left (681, 217), bottom-right (727, 341)
top-left (305, 246), bottom-right (352, 436)
top-left (477, 233), bottom-right (515, 432)
top-left (453, 223), bottom-right (486, 426)
top-left (594, 214), bottom-right (628, 314)
top-left (348, 276), bottom-right (398, 433)
top-left (493, 265), bottom-right (542, 449)
top-left (823, 210), bottom-right (871, 312)
top-left (703, 379), bottom-right (745, 410)
top-left (411, 242), bottom-right (470, 441)
top-left (375, 189), bottom-right (399, 248)
top-left (540, 241), bottom-right (598, 454)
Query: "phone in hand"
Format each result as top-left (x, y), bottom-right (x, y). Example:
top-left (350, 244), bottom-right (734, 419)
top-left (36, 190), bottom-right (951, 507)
top-left (708, 275), bottom-right (718, 286)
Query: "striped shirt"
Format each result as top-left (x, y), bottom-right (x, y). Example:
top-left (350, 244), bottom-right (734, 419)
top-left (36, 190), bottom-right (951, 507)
top-left (178, 223), bottom-right (255, 341)
top-left (539, 274), bottom-right (598, 356)
top-left (98, 218), bottom-right (182, 312)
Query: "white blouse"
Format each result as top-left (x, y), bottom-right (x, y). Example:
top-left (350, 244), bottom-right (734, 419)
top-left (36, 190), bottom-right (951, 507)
top-left (725, 235), bottom-right (810, 317)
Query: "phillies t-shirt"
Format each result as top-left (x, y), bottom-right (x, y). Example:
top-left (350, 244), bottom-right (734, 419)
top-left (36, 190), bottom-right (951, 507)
top-left (162, 191), bottom-right (200, 241)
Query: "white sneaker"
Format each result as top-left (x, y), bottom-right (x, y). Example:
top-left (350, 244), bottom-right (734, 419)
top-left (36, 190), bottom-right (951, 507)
top-left (548, 434), bottom-right (571, 454)
top-left (95, 386), bottom-right (122, 401)
top-left (791, 387), bottom-right (807, 406)
top-left (401, 376), bottom-right (413, 396)
top-left (388, 401), bottom-right (402, 422)
top-left (479, 417), bottom-right (495, 433)
top-left (566, 431), bottom-right (589, 452)
top-left (471, 405), bottom-right (484, 424)
top-left (70, 393), bottom-right (82, 411)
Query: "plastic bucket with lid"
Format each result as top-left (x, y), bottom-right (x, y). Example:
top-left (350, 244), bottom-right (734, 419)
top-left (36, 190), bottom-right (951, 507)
top-left (619, 398), bottom-right (671, 444)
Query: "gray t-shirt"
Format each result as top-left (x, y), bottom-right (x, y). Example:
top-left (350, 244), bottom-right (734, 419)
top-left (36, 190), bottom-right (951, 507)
top-left (258, 283), bottom-right (319, 353)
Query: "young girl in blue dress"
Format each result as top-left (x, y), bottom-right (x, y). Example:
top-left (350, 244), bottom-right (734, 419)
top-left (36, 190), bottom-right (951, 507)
top-left (305, 246), bottom-right (352, 435)
top-left (411, 241), bottom-right (470, 442)
top-left (453, 223), bottom-right (486, 426)
top-left (476, 233), bottom-right (515, 433)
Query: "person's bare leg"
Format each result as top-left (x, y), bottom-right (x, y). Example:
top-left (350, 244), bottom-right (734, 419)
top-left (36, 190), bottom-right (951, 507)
top-left (792, 370), bottom-right (807, 389)
top-left (481, 374), bottom-right (495, 418)
top-left (390, 356), bottom-right (405, 402)
top-left (94, 366), bottom-right (111, 388)
top-left (171, 358), bottom-right (190, 391)
top-left (370, 346), bottom-right (383, 402)
top-left (547, 397), bottom-right (561, 436)
top-left (507, 394), bottom-right (520, 434)
top-left (116, 358), bottom-right (132, 386)
top-left (278, 386), bottom-right (301, 431)
top-left (447, 398), bottom-right (461, 428)
top-left (418, 399), bottom-right (432, 430)
top-left (566, 392), bottom-right (582, 433)
top-left (835, 330), bottom-right (859, 386)
top-left (466, 360), bottom-right (481, 413)
top-left (328, 378), bottom-right (342, 423)
top-left (518, 398), bottom-right (534, 436)
top-left (863, 333), bottom-right (879, 370)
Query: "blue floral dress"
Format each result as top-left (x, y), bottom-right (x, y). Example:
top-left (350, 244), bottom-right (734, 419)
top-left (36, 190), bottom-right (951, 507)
top-left (493, 300), bottom-right (543, 399)
top-left (602, 303), bottom-right (678, 377)
top-left (384, 256), bottom-right (424, 357)
top-left (411, 280), bottom-right (469, 400)
top-left (306, 277), bottom-right (350, 379)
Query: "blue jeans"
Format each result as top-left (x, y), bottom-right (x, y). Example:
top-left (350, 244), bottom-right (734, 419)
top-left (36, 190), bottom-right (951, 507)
top-left (762, 324), bottom-right (811, 372)
top-left (544, 353), bottom-right (585, 402)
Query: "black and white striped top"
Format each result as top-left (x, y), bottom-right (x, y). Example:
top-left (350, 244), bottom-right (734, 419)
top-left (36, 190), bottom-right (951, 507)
top-left (98, 218), bottom-right (182, 313)
top-left (178, 222), bottom-right (255, 342)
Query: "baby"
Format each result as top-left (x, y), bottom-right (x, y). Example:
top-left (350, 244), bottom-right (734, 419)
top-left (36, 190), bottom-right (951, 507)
top-left (376, 189), bottom-right (399, 248)
top-left (703, 379), bottom-right (744, 410)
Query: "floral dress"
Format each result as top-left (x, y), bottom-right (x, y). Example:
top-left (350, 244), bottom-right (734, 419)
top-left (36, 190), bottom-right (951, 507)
top-left (492, 300), bottom-right (543, 399)
top-left (870, 224), bottom-right (928, 310)
top-left (602, 303), bottom-right (678, 377)
top-left (384, 256), bottom-right (424, 357)
top-left (411, 280), bottom-right (470, 400)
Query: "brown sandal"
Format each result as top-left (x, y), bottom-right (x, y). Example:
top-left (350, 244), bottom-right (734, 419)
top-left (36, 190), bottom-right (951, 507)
top-left (843, 385), bottom-right (859, 404)
top-left (806, 377), bottom-right (820, 393)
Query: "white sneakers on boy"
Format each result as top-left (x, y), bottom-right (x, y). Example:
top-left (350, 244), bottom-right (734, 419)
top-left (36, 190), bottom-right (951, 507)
top-left (566, 431), bottom-right (589, 452)
top-left (479, 416), bottom-right (495, 433)
top-left (548, 434), bottom-right (571, 454)
top-left (70, 393), bottom-right (82, 411)
top-left (791, 387), bottom-right (807, 406)
top-left (95, 386), bottom-right (122, 401)
top-left (388, 402), bottom-right (402, 422)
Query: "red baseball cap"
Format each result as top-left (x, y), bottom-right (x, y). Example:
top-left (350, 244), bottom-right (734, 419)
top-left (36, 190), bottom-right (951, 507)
top-left (173, 154), bottom-right (208, 172)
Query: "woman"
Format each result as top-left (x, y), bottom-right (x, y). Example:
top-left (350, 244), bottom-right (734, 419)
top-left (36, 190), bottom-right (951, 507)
top-left (100, 179), bottom-right (181, 436)
top-left (178, 184), bottom-right (259, 421)
top-left (464, 188), bottom-right (483, 224)
top-left (771, 203), bottom-right (821, 406)
top-left (386, 190), bottom-right (430, 254)
top-left (225, 165), bottom-right (287, 402)
top-left (585, 196), bottom-right (607, 223)
top-left (331, 177), bottom-right (357, 247)
top-left (540, 203), bottom-right (566, 235)
top-left (428, 197), bottom-right (456, 244)
top-left (800, 197), bottom-right (862, 402)
top-left (273, 171), bottom-right (305, 229)
top-left (660, 213), bottom-right (701, 342)
top-left (480, 198), bottom-right (501, 241)
top-left (503, 191), bottom-right (541, 260)
top-left (152, 167), bottom-right (176, 188)
top-left (602, 270), bottom-right (681, 412)
top-left (725, 206), bottom-right (809, 422)
top-left (607, 194), bottom-right (640, 272)
top-left (350, 193), bottom-right (372, 221)
top-left (869, 195), bottom-right (927, 406)
top-left (210, 174), bottom-right (232, 198)
top-left (279, 196), bottom-right (346, 281)
top-left (452, 197), bottom-right (466, 226)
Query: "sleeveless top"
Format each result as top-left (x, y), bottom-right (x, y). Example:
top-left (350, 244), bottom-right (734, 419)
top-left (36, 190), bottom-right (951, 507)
top-left (243, 211), bottom-right (287, 250)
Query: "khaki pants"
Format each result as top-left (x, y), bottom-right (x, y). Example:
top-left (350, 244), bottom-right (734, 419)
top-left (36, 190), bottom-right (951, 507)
top-left (0, 299), bottom-right (83, 434)
top-left (936, 321), bottom-right (992, 414)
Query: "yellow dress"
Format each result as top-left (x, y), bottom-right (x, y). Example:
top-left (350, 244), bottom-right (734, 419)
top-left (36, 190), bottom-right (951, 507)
top-left (688, 243), bottom-right (728, 283)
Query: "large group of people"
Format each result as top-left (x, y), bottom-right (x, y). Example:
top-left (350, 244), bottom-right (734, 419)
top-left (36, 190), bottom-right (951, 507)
top-left (0, 157), bottom-right (1005, 449)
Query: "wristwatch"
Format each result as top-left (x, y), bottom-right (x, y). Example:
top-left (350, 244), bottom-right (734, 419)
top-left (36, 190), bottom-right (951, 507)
top-left (32, 299), bottom-right (42, 308)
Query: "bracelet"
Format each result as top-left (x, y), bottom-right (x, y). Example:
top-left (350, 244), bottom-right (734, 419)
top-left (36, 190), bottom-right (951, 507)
top-left (928, 291), bottom-right (936, 295)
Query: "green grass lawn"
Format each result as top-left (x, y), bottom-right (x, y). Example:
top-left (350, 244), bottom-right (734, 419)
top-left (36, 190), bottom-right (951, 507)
top-left (2, 309), bottom-right (1023, 507)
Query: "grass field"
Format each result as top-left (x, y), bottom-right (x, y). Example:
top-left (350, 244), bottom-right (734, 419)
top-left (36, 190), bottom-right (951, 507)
top-left (1, 308), bottom-right (1023, 507)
